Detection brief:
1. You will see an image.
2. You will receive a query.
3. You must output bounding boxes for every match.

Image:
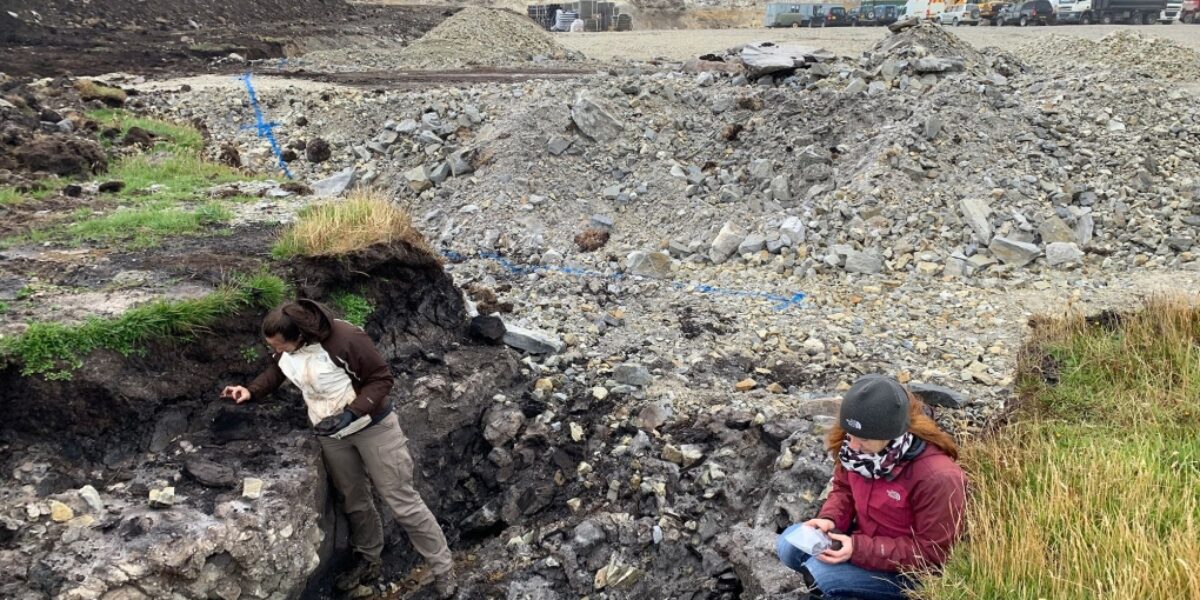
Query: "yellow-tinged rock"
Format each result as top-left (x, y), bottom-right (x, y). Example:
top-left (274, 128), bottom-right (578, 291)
top-left (535, 378), bottom-right (554, 392)
top-left (735, 378), bottom-right (757, 392)
top-left (49, 500), bottom-right (74, 523)
top-left (766, 382), bottom-right (785, 394)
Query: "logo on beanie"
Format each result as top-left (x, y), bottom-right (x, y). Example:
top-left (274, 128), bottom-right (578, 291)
top-left (845, 418), bottom-right (862, 431)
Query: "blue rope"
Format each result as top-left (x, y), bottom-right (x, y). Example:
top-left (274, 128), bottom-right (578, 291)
top-left (239, 73), bottom-right (293, 179)
top-left (444, 250), bottom-right (806, 311)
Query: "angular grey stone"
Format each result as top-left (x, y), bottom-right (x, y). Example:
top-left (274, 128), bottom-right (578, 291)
top-left (636, 401), bottom-right (673, 431)
top-left (738, 233), bottom-right (766, 255)
top-left (844, 77), bottom-right (867, 95)
top-left (909, 383), bottom-right (967, 409)
top-left (709, 222), bottom-right (747, 264)
top-left (1045, 242), bottom-right (1084, 267)
top-left (395, 119), bottom-right (419, 134)
top-left (185, 457), bottom-right (237, 488)
top-left (483, 406), bottom-right (525, 447)
top-left (449, 150), bottom-right (474, 176)
top-left (966, 254), bottom-right (997, 275)
top-left (311, 167), bottom-right (355, 198)
top-left (867, 80), bottom-right (889, 95)
top-left (802, 163), bottom-right (832, 182)
top-left (696, 71), bottom-right (716, 87)
top-left (405, 165), bottom-right (432, 193)
top-left (614, 363), bottom-right (652, 387)
top-left (573, 520), bottom-right (607, 550)
top-left (796, 145), bottom-right (832, 167)
top-left (914, 57), bottom-right (962, 73)
top-left (779, 216), bottom-right (806, 243)
top-left (571, 94), bottom-right (624, 142)
top-left (923, 116), bottom-right (943, 141)
top-left (626, 251), bottom-right (673, 278)
top-left (1076, 214), bottom-right (1094, 246)
top-left (79, 485), bottom-right (104, 513)
top-left (375, 129), bottom-right (399, 147)
top-left (959, 198), bottom-right (993, 243)
top-left (989, 237), bottom-right (1041, 266)
top-left (591, 214), bottom-right (615, 230)
top-left (464, 105), bottom-right (483, 124)
top-left (418, 130), bottom-right (443, 146)
top-left (602, 185), bottom-right (622, 200)
top-left (770, 175), bottom-right (791, 201)
top-left (429, 162), bottom-right (451, 185)
top-left (843, 250), bottom-right (883, 274)
top-left (502, 323), bottom-right (564, 354)
top-left (749, 159), bottom-right (774, 181)
top-left (547, 136), bottom-right (572, 156)
top-left (1039, 216), bottom-right (1076, 245)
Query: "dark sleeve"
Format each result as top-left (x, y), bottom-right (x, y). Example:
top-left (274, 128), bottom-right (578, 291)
top-left (246, 353), bottom-right (286, 400)
top-left (817, 465), bottom-right (856, 533)
top-left (337, 324), bottom-right (394, 417)
top-left (849, 469), bottom-right (968, 572)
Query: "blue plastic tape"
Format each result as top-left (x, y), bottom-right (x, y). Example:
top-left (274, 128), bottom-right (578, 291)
top-left (239, 73), bottom-right (293, 179)
top-left (445, 250), bottom-right (806, 311)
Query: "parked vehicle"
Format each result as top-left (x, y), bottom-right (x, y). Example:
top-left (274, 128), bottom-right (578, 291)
top-left (979, 0), bottom-right (1011, 21)
top-left (994, 0), bottom-right (1054, 23)
top-left (904, 0), bottom-right (948, 19)
top-left (939, 3), bottom-right (983, 23)
top-left (825, 6), bottom-right (853, 24)
top-left (854, 3), bottom-right (902, 23)
top-left (1160, 0), bottom-right (1183, 20)
top-left (1183, 0), bottom-right (1198, 21)
top-left (764, 3), bottom-right (828, 26)
top-left (1056, 0), bottom-right (1167, 23)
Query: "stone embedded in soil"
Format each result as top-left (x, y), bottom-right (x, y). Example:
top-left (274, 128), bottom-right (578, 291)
top-left (311, 166), bottom-right (355, 197)
top-left (49, 500), bottom-right (74, 523)
top-left (571, 94), bottom-right (623, 142)
top-left (305, 138), bottom-right (332, 163)
top-left (502, 323), bottom-right (564, 354)
top-left (148, 487), bottom-right (175, 508)
top-left (989, 236), bottom-right (1041, 266)
top-left (909, 383), bottom-right (968, 409)
top-left (241, 478), bottom-right (263, 500)
top-left (469, 315), bottom-right (506, 343)
top-left (184, 457), bottom-right (237, 488)
top-left (98, 180), bottom-right (125, 193)
top-left (613, 363), bottom-right (652, 387)
top-left (79, 485), bottom-right (104, 513)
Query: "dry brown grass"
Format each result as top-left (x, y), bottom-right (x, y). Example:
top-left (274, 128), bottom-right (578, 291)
top-left (75, 79), bottom-right (127, 105)
top-left (272, 190), bottom-right (433, 258)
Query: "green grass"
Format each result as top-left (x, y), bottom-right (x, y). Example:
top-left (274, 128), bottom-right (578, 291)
top-left (67, 201), bottom-right (232, 249)
top-left (0, 181), bottom-right (64, 206)
top-left (0, 188), bottom-right (23, 206)
top-left (105, 151), bottom-right (247, 204)
top-left (920, 298), bottom-right (1200, 600)
top-left (271, 191), bottom-right (431, 259)
top-left (0, 273), bottom-right (287, 380)
top-left (331, 291), bottom-right (374, 328)
top-left (88, 109), bottom-right (204, 152)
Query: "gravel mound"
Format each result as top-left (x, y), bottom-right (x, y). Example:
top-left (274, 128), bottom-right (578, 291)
top-left (1020, 30), bottom-right (1200, 82)
top-left (397, 7), bottom-right (576, 69)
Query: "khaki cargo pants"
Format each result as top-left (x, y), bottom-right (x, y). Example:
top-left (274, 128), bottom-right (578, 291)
top-left (318, 412), bottom-right (453, 575)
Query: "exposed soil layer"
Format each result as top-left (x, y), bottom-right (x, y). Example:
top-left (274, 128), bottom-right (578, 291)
top-left (0, 3), bottom-right (453, 79)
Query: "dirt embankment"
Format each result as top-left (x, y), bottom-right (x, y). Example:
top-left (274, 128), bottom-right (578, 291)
top-left (0, 1), bottom-right (451, 79)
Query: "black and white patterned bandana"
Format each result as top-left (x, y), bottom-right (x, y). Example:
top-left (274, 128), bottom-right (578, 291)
top-left (838, 432), bottom-right (920, 480)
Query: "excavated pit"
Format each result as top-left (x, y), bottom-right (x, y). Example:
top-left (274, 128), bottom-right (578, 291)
top-left (0, 241), bottom-right (844, 600)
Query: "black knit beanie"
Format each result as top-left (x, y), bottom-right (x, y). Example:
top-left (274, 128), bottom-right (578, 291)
top-left (839, 375), bottom-right (910, 440)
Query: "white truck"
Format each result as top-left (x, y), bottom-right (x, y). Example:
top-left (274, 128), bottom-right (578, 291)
top-left (904, 0), bottom-right (948, 19)
top-left (1056, 0), bottom-right (1168, 22)
top-left (1160, 0), bottom-right (1183, 21)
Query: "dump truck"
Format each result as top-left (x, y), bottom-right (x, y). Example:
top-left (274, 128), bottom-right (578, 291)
top-left (1182, 0), bottom-right (1198, 21)
top-left (1056, 0), bottom-right (1168, 22)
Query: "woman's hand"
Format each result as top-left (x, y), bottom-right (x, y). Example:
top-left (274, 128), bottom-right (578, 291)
top-left (803, 518), bottom-right (835, 533)
top-left (817, 532), bottom-right (853, 564)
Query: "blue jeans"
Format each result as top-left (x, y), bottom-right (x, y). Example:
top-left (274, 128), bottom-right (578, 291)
top-left (776, 524), bottom-right (914, 600)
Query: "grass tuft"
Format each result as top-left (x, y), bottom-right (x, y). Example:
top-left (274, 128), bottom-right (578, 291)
top-left (66, 201), bottom-right (232, 249)
top-left (271, 190), bottom-right (432, 259)
top-left (88, 109), bottom-right (205, 152)
top-left (75, 80), bottom-right (127, 105)
top-left (921, 297), bottom-right (1200, 600)
top-left (331, 291), bottom-right (374, 328)
top-left (0, 273), bottom-right (288, 380)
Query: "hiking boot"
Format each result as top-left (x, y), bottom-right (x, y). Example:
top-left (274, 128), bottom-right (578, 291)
top-left (433, 571), bottom-right (458, 599)
top-left (334, 555), bottom-right (381, 592)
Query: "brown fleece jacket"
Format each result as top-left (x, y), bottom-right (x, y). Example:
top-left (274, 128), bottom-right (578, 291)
top-left (247, 299), bottom-right (394, 418)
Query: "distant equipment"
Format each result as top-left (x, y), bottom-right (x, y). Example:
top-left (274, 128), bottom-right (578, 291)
top-left (527, 2), bottom-right (631, 31)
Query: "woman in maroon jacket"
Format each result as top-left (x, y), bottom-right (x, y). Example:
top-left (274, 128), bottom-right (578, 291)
top-left (776, 375), bottom-right (968, 599)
